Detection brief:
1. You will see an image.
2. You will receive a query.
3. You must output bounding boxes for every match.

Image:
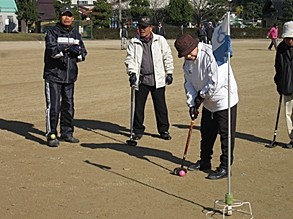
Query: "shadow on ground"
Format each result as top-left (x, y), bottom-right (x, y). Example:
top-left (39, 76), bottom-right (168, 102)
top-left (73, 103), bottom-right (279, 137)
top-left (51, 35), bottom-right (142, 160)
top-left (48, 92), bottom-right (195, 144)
top-left (84, 159), bottom-right (216, 215)
top-left (80, 142), bottom-right (193, 172)
top-left (0, 118), bottom-right (46, 145)
top-left (172, 123), bottom-right (286, 148)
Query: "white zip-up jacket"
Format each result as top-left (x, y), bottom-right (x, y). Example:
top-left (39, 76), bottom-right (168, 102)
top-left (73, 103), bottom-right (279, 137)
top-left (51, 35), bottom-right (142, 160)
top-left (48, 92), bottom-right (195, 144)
top-left (124, 33), bottom-right (174, 89)
top-left (183, 42), bottom-right (239, 112)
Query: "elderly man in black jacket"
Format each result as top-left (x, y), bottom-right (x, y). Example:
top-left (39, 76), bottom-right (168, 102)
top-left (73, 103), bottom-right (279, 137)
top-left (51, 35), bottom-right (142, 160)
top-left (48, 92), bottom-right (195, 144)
top-left (274, 21), bottom-right (293, 149)
top-left (43, 6), bottom-right (87, 147)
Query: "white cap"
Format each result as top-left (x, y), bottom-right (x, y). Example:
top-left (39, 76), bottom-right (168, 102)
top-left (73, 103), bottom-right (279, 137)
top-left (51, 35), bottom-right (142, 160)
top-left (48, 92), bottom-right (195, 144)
top-left (282, 21), bottom-right (293, 38)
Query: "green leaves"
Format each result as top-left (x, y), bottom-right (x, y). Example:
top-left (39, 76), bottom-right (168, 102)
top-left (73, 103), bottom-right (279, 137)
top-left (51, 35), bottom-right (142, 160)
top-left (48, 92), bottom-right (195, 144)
top-left (15, 0), bottom-right (38, 23)
top-left (91, 0), bottom-right (112, 28)
top-left (166, 0), bottom-right (193, 25)
top-left (129, 0), bottom-right (151, 20)
top-left (15, 0), bottom-right (38, 32)
top-left (282, 0), bottom-right (293, 23)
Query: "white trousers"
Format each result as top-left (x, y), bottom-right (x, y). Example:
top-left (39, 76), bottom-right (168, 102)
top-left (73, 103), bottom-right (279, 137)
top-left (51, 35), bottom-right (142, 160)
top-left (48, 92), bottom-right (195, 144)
top-left (284, 94), bottom-right (293, 141)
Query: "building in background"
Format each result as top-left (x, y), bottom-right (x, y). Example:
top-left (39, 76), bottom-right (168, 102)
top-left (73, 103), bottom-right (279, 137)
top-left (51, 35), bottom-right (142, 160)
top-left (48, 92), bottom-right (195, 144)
top-left (0, 0), bottom-right (18, 33)
top-left (262, 0), bottom-right (284, 27)
top-left (35, 0), bottom-right (56, 33)
top-left (37, 0), bottom-right (55, 21)
top-left (71, 0), bottom-right (96, 8)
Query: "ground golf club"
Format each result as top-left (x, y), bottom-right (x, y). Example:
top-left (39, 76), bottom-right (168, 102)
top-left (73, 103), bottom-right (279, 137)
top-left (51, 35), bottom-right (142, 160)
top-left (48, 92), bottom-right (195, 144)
top-left (126, 86), bottom-right (137, 146)
top-left (173, 120), bottom-right (195, 176)
top-left (266, 95), bottom-right (282, 148)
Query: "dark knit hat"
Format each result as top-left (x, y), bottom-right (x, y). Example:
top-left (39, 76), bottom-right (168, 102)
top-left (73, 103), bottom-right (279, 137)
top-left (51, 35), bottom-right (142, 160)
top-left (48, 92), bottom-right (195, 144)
top-left (174, 34), bottom-right (199, 58)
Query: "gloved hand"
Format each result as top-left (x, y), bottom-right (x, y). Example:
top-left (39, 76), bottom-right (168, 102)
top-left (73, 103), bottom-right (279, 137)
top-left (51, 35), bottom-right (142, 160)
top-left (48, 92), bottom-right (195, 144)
top-left (189, 107), bottom-right (199, 120)
top-left (129, 73), bottom-right (137, 86)
top-left (194, 91), bottom-right (204, 109)
top-left (68, 45), bottom-right (81, 56)
top-left (59, 45), bottom-right (68, 54)
top-left (165, 74), bottom-right (173, 85)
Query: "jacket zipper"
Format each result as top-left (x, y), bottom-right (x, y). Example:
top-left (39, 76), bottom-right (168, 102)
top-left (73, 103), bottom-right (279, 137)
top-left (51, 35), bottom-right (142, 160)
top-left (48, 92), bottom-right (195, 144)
top-left (66, 34), bottom-right (70, 83)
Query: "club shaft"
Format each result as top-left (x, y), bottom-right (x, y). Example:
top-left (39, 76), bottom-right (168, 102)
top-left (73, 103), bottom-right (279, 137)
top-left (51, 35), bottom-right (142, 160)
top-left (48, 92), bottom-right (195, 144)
top-left (129, 86), bottom-right (135, 139)
top-left (272, 95), bottom-right (282, 142)
top-left (181, 120), bottom-right (195, 168)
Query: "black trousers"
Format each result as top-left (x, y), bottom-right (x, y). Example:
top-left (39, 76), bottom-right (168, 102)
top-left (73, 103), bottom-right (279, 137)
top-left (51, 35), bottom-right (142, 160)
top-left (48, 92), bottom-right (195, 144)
top-left (200, 105), bottom-right (237, 168)
top-left (133, 84), bottom-right (169, 135)
top-left (199, 36), bottom-right (207, 43)
top-left (45, 81), bottom-right (75, 138)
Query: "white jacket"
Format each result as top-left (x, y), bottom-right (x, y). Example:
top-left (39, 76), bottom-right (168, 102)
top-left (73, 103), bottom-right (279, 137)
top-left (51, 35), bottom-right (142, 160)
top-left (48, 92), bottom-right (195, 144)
top-left (124, 33), bottom-right (174, 89)
top-left (183, 42), bottom-right (239, 112)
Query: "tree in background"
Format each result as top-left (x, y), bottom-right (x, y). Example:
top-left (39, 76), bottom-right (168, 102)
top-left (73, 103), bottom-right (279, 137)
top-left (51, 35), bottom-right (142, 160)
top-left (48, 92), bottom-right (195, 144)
top-left (91, 0), bottom-right (112, 28)
top-left (150, 0), bottom-right (166, 24)
top-left (234, 0), bottom-right (265, 20)
top-left (54, 0), bottom-right (75, 20)
top-left (190, 0), bottom-right (208, 25)
top-left (166, 0), bottom-right (193, 26)
top-left (129, 0), bottom-right (151, 20)
top-left (281, 0), bottom-right (293, 24)
top-left (242, 2), bottom-right (263, 21)
top-left (235, 5), bottom-right (244, 18)
top-left (15, 0), bottom-right (38, 33)
top-left (195, 0), bottom-right (227, 25)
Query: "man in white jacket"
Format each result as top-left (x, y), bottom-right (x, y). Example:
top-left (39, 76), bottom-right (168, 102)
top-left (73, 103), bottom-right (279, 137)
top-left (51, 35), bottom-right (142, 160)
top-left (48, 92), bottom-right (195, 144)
top-left (174, 34), bottom-right (239, 180)
top-left (124, 16), bottom-right (174, 140)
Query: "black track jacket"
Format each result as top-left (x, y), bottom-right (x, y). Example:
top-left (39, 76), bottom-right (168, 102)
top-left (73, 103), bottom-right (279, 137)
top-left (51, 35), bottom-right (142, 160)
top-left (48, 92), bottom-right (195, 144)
top-left (43, 23), bottom-right (87, 83)
top-left (274, 40), bottom-right (293, 95)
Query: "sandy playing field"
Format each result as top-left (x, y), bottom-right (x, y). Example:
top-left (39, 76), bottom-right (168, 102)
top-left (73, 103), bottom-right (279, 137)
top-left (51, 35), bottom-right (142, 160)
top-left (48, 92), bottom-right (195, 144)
top-left (0, 38), bottom-right (292, 219)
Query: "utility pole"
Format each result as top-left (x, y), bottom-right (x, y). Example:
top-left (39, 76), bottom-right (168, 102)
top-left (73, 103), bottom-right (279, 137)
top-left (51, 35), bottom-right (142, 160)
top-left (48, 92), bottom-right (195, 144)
top-left (77, 0), bottom-right (82, 33)
top-left (118, 0), bottom-right (122, 26)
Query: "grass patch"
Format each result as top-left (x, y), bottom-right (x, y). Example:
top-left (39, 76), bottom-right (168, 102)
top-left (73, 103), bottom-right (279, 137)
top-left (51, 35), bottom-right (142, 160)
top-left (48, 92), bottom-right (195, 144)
top-left (0, 33), bottom-right (45, 41)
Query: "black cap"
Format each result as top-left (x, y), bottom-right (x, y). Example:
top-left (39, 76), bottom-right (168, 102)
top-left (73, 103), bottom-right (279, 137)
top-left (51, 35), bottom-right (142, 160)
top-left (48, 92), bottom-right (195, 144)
top-left (138, 16), bottom-right (153, 27)
top-left (60, 6), bottom-right (73, 16)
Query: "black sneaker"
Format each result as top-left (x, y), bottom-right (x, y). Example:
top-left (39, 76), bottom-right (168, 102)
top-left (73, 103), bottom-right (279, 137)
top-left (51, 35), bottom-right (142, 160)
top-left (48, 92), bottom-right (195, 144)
top-left (60, 136), bottom-right (79, 143)
top-left (160, 131), bottom-right (172, 140)
top-left (47, 134), bottom-right (59, 147)
top-left (284, 141), bottom-right (293, 149)
top-left (187, 160), bottom-right (211, 173)
top-left (133, 133), bottom-right (143, 140)
top-left (207, 166), bottom-right (229, 180)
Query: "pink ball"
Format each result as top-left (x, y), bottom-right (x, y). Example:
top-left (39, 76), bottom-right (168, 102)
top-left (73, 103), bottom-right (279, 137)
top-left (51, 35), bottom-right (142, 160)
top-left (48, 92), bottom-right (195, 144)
top-left (179, 170), bottom-right (186, 176)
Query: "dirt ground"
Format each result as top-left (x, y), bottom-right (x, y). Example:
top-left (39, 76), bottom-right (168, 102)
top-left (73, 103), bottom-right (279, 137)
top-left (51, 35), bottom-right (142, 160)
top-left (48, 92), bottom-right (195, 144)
top-left (0, 38), bottom-right (292, 219)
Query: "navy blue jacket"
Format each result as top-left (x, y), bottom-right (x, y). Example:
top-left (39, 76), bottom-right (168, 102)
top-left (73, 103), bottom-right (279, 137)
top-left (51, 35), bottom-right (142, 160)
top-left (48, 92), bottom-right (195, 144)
top-left (43, 23), bottom-right (87, 83)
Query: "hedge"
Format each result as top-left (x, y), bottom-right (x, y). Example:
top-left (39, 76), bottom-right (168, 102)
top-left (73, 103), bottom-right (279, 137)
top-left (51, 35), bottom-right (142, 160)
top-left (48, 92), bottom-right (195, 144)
top-left (93, 27), bottom-right (270, 40)
top-left (0, 27), bottom-right (271, 41)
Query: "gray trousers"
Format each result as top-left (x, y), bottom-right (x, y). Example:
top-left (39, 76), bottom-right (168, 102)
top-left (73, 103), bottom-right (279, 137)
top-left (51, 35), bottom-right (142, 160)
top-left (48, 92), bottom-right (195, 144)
top-left (268, 38), bottom-right (278, 50)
